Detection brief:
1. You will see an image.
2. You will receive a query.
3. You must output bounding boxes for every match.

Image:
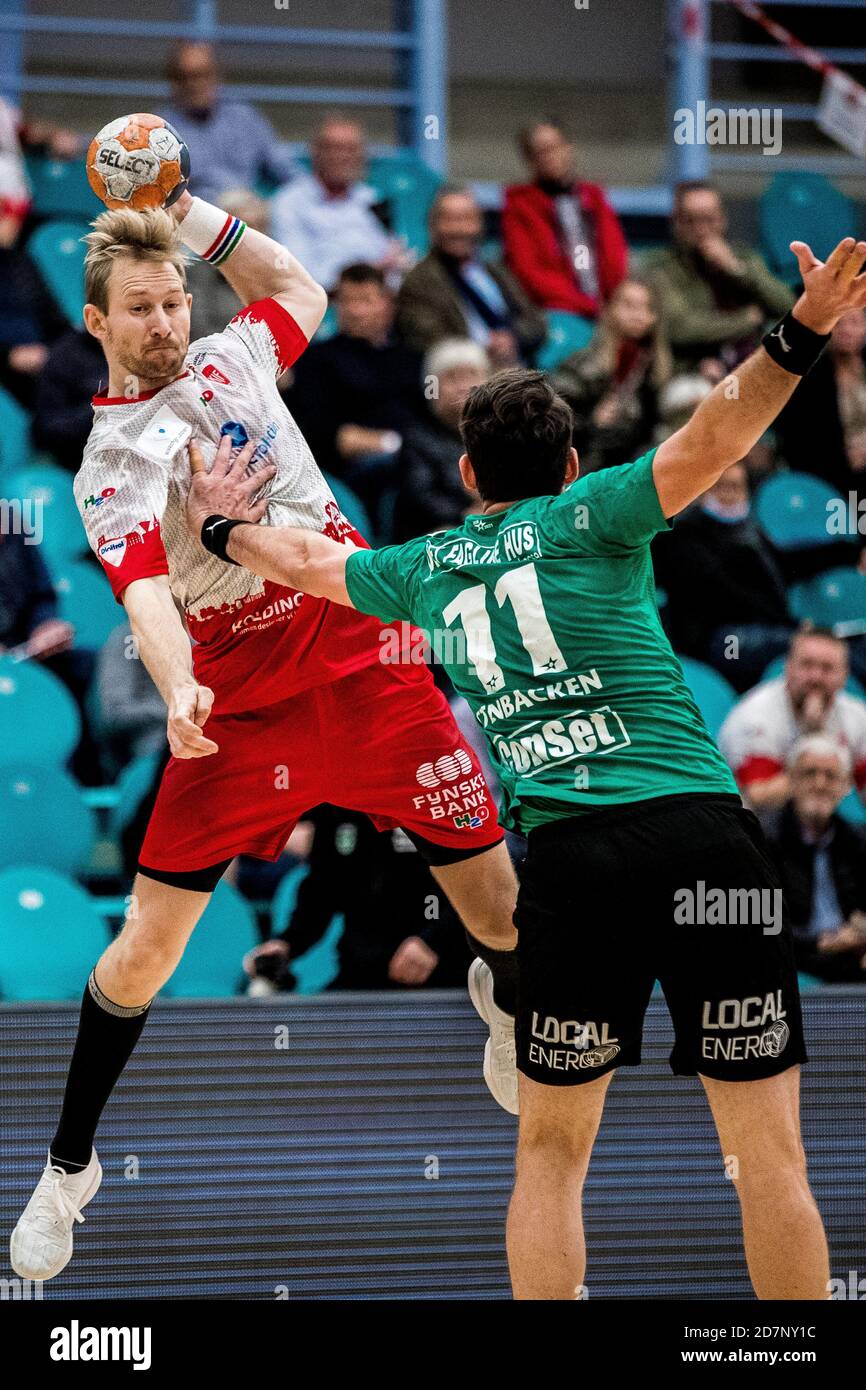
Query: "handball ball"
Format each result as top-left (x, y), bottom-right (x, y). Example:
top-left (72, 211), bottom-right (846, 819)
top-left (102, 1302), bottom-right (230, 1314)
top-left (87, 113), bottom-right (190, 211)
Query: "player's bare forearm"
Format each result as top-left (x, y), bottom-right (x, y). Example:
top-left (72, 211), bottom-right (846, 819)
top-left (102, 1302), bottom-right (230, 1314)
top-left (123, 576), bottom-right (194, 704)
top-left (653, 347), bottom-right (800, 515)
top-left (122, 575), bottom-right (218, 758)
top-left (226, 524), bottom-right (355, 607)
top-left (172, 191), bottom-right (327, 340)
top-left (653, 236), bottom-right (866, 517)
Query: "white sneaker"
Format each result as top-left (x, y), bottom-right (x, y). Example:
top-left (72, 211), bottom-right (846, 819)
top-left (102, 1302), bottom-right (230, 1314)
top-left (467, 958), bottom-right (519, 1115)
top-left (10, 1150), bottom-right (102, 1282)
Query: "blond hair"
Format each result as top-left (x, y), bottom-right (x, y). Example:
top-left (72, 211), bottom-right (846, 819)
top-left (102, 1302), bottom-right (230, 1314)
top-left (84, 207), bottom-right (188, 313)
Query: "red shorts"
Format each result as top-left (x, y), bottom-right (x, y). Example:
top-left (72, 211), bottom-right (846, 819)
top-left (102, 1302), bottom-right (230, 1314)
top-left (139, 659), bottom-right (503, 877)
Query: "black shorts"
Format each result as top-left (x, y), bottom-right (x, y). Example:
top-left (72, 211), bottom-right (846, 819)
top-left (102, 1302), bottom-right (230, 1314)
top-left (513, 794), bottom-right (807, 1086)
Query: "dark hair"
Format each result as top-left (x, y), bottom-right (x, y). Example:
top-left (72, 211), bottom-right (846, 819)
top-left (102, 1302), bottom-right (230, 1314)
top-left (460, 368), bottom-right (573, 502)
top-left (337, 262), bottom-right (387, 290)
top-left (673, 179), bottom-right (721, 209)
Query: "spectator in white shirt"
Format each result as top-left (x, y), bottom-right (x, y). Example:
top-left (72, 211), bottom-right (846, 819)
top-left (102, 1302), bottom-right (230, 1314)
top-left (718, 626), bottom-right (866, 817)
top-left (270, 117), bottom-right (403, 292)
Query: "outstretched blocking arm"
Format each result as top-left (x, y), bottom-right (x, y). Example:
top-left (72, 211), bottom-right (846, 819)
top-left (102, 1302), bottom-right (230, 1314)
top-left (170, 189), bottom-right (328, 341)
top-left (653, 237), bottom-right (866, 518)
top-left (187, 436), bottom-right (355, 606)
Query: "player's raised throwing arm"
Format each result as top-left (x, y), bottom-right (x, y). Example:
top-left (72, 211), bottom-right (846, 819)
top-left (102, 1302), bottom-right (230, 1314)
top-left (169, 188), bottom-right (328, 341)
top-left (653, 237), bottom-right (866, 517)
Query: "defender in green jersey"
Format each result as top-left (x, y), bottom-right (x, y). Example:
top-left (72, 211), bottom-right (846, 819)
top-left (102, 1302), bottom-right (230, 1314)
top-left (187, 235), bottom-right (866, 1301)
top-left (343, 446), bottom-right (738, 832)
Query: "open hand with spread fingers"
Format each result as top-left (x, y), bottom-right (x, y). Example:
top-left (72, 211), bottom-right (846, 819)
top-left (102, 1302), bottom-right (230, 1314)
top-left (185, 433), bottom-right (277, 538)
top-left (790, 237), bottom-right (866, 335)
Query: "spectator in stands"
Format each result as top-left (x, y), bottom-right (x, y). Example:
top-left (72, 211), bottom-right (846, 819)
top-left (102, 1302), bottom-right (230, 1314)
top-left (186, 189), bottom-right (271, 341)
top-left (161, 41), bottom-right (297, 205)
top-left (0, 97), bottom-right (34, 241)
top-left (718, 626), bottom-right (866, 818)
top-left (765, 737), bottom-right (866, 982)
top-left (0, 528), bottom-right (100, 783)
top-left (243, 805), bottom-right (470, 990)
top-left (95, 624), bottom-right (166, 771)
top-left (394, 338), bottom-right (490, 541)
top-left (288, 262), bottom-right (424, 519)
top-left (0, 97), bottom-right (82, 244)
top-left (553, 278), bottom-right (669, 473)
top-left (32, 327), bottom-right (106, 471)
top-left (270, 117), bottom-right (404, 292)
top-left (776, 307), bottom-right (866, 508)
top-left (0, 214), bottom-right (66, 410)
top-left (502, 119), bottom-right (627, 319)
top-left (396, 185), bottom-right (545, 367)
top-left (644, 180), bottom-right (794, 375)
top-left (654, 461), bottom-right (796, 691)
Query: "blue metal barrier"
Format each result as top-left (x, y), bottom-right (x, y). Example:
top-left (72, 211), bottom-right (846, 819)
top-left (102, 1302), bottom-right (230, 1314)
top-left (668, 0), bottom-right (866, 181)
top-left (0, 0), bottom-right (448, 173)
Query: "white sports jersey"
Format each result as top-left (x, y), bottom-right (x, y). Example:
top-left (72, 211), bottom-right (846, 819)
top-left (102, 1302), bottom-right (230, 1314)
top-left (74, 298), bottom-right (381, 712)
top-left (718, 676), bottom-right (866, 793)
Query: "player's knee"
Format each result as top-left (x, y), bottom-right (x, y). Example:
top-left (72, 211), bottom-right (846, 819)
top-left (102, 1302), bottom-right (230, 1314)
top-left (110, 920), bottom-right (190, 990)
top-left (731, 1129), bottom-right (809, 1197)
top-left (516, 1115), bottom-right (594, 1175)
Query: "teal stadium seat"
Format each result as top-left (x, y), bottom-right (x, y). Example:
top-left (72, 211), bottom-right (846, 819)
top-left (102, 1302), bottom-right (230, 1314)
top-left (54, 559), bottom-right (126, 649)
top-left (789, 568), bottom-right (866, 637)
top-left (0, 387), bottom-right (31, 480)
top-left (678, 656), bottom-right (737, 740)
top-left (271, 864), bottom-right (342, 993)
top-left (0, 655), bottom-right (80, 766)
top-left (760, 172), bottom-right (856, 286)
top-left (0, 763), bottom-right (96, 875)
top-left (6, 461), bottom-right (89, 569)
top-left (0, 867), bottom-right (109, 1001)
top-left (162, 880), bottom-right (258, 997)
top-left (754, 472), bottom-right (839, 550)
top-left (107, 752), bottom-right (161, 841)
top-left (24, 155), bottom-right (101, 219)
top-left (366, 153), bottom-right (441, 259)
top-left (27, 219), bottom-right (89, 325)
top-left (838, 790), bottom-right (866, 827)
top-left (761, 652), bottom-right (866, 700)
top-left (535, 311), bottom-right (595, 372)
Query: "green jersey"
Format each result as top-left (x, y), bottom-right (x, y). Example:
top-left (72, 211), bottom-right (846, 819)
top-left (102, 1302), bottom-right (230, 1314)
top-left (344, 449), bottom-right (738, 834)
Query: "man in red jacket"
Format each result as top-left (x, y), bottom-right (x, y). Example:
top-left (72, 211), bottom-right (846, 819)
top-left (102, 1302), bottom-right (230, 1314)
top-left (503, 120), bottom-right (628, 318)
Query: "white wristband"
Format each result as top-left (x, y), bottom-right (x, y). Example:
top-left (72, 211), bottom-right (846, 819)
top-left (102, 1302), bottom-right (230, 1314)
top-left (179, 197), bottom-right (247, 266)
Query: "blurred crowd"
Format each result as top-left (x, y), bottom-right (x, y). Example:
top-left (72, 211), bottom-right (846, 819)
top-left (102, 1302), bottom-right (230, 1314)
top-left (2, 40), bottom-right (866, 991)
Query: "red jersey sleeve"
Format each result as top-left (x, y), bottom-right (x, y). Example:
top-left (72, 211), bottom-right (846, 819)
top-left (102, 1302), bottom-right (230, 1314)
top-left (226, 297), bottom-right (309, 378)
top-left (74, 450), bottom-right (170, 602)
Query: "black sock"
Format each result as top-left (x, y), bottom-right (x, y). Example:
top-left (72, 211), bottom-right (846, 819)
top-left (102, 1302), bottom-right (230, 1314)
top-left (466, 931), bottom-right (518, 1016)
top-left (50, 969), bottom-right (153, 1173)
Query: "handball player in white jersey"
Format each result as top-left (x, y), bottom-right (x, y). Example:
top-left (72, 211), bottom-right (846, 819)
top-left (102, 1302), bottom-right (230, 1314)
top-left (9, 188), bottom-right (519, 1283)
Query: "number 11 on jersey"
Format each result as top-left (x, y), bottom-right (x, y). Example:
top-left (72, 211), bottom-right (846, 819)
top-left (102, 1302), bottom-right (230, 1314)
top-left (442, 562), bottom-right (567, 694)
